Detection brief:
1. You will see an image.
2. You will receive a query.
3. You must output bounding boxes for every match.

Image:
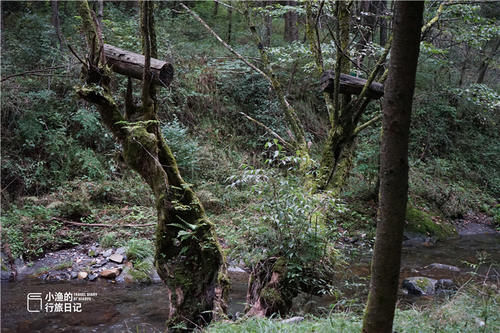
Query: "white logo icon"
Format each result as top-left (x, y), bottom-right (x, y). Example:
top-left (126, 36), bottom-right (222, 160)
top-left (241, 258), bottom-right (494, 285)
top-left (27, 293), bottom-right (42, 312)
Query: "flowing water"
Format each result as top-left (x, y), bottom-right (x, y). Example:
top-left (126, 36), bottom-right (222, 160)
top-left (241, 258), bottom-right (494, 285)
top-left (2, 233), bottom-right (498, 332)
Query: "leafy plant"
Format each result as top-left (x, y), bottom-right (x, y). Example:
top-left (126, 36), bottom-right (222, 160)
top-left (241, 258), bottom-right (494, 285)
top-left (126, 238), bottom-right (154, 261)
top-left (161, 118), bottom-right (201, 179)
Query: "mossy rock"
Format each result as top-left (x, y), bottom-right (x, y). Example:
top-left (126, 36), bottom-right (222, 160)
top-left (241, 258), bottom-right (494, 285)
top-left (58, 201), bottom-right (92, 220)
top-left (405, 205), bottom-right (457, 240)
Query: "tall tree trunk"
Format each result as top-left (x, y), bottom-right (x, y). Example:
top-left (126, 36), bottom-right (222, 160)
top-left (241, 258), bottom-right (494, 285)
top-left (458, 45), bottom-right (470, 87)
top-left (377, 0), bottom-right (387, 46)
top-left (476, 38), bottom-right (500, 84)
top-left (75, 1), bottom-right (228, 329)
top-left (50, 0), bottom-right (64, 49)
top-left (284, 0), bottom-right (298, 42)
top-left (227, 5), bottom-right (232, 44)
top-left (357, 1), bottom-right (376, 67)
top-left (362, 2), bottom-right (424, 333)
top-left (316, 0), bottom-right (352, 193)
top-left (96, 0), bottom-right (103, 27)
top-left (213, 0), bottom-right (219, 17)
top-left (263, 1), bottom-right (273, 47)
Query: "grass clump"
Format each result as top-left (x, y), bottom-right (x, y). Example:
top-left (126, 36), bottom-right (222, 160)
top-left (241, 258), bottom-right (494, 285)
top-left (207, 287), bottom-right (498, 333)
top-left (129, 259), bottom-right (153, 284)
top-left (99, 232), bottom-right (118, 249)
top-left (126, 238), bottom-right (154, 261)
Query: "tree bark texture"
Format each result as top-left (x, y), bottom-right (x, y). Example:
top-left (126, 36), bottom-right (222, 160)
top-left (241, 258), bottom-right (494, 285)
top-left (316, 0), bottom-right (354, 193)
top-left (362, 2), bottom-right (424, 333)
top-left (50, 0), bottom-right (64, 49)
top-left (321, 70), bottom-right (384, 99)
top-left (377, 0), bottom-right (387, 46)
top-left (263, 1), bottom-right (273, 47)
top-left (284, 0), bottom-right (298, 42)
top-left (476, 37), bottom-right (500, 84)
top-left (76, 1), bottom-right (227, 329)
top-left (103, 44), bottom-right (174, 87)
top-left (357, 0), bottom-right (376, 66)
top-left (245, 257), bottom-right (297, 317)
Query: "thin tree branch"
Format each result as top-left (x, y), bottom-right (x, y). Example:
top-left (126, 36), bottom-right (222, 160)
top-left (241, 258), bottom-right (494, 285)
top-left (52, 217), bottom-right (155, 228)
top-left (180, 3), bottom-right (271, 83)
top-left (1, 65), bottom-right (76, 82)
top-left (353, 114), bottom-right (382, 137)
top-left (239, 112), bottom-right (294, 150)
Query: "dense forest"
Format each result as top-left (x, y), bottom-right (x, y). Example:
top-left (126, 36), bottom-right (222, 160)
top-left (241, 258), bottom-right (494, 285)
top-left (1, 1), bottom-right (499, 332)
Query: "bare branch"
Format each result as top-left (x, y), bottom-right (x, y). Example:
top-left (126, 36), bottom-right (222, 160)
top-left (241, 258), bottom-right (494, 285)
top-left (1, 65), bottom-right (76, 82)
top-left (180, 3), bottom-right (271, 83)
top-left (239, 112), bottom-right (294, 150)
top-left (52, 217), bottom-right (155, 228)
top-left (353, 114), bottom-right (382, 137)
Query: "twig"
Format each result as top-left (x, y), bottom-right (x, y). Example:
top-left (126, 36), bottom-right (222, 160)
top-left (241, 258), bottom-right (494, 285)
top-left (239, 112), bottom-right (294, 150)
top-left (68, 44), bottom-right (87, 66)
top-left (1, 65), bottom-right (74, 82)
top-left (52, 217), bottom-right (155, 228)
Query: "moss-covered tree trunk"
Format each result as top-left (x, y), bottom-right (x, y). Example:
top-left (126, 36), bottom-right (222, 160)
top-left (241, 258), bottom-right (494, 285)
top-left (362, 2), bottom-right (424, 332)
top-left (76, 1), bottom-right (227, 329)
top-left (245, 257), bottom-right (297, 317)
top-left (315, 0), bottom-right (353, 193)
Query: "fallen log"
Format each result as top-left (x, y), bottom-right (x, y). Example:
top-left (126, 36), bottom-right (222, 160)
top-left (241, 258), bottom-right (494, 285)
top-left (320, 70), bottom-right (384, 99)
top-left (103, 44), bottom-right (174, 87)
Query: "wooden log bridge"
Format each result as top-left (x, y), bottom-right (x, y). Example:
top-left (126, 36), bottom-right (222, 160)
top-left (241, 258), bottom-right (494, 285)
top-left (103, 44), bottom-right (174, 87)
top-left (320, 70), bottom-right (384, 99)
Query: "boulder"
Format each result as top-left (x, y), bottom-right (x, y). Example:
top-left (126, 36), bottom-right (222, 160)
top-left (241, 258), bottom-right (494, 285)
top-left (100, 268), bottom-right (121, 279)
top-left (402, 277), bottom-right (437, 296)
top-left (77, 271), bottom-right (88, 280)
top-left (403, 277), bottom-right (457, 296)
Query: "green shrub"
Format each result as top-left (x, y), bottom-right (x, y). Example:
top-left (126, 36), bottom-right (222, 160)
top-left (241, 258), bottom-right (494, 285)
top-left (126, 238), bottom-right (154, 261)
top-left (161, 118), bottom-right (201, 179)
top-left (1, 205), bottom-right (82, 259)
top-left (224, 155), bottom-right (345, 295)
top-left (99, 232), bottom-right (118, 249)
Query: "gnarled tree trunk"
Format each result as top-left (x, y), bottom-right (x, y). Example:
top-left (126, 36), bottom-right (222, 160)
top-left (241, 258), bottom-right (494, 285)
top-left (75, 1), bottom-right (227, 329)
top-left (245, 257), bottom-right (297, 317)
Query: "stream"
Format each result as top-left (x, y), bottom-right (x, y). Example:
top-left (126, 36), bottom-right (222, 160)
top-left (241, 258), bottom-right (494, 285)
top-left (2, 233), bottom-right (498, 332)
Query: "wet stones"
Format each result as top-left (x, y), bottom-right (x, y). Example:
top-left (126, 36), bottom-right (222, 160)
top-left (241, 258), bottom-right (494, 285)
top-left (108, 254), bottom-right (124, 264)
top-left (425, 263), bottom-right (460, 272)
top-left (402, 276), bottom-right (457, 296)
top-left (100, 268), bottom-right (121, 279)
top-left (102, 249), bottom-right (113, 258)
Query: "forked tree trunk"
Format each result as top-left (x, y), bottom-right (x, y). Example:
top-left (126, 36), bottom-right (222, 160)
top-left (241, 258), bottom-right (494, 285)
top-left (76, 1), bottom-right (227, 329)
top-left (362, 2), bottom-right (424, 332)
